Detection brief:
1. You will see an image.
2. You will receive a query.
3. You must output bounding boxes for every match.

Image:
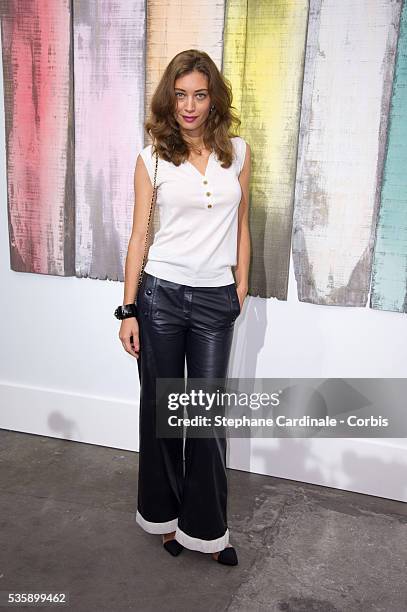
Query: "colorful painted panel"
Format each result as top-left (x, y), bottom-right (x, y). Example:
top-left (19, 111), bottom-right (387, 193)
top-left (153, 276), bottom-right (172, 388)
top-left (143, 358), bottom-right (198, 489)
top-left (292, 0), bottom-right (402, 306)
top-left (370, 2), bottom-right (407, 313)
top-left (145, 0), bottom-right (225, 97)
top-left (1, 0), bottom-right (74, 275)
top-left (1, 0), bottom-right (407, 313)
top-left (73, 0), bottom-right (145, 281)
top-left (223, 0), bottom-right (309, 299)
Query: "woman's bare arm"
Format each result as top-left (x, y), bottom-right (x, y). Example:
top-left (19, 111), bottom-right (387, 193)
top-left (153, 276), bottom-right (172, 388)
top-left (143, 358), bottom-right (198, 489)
top-left (123, 154), bottom-right (155, 305)
top-left (234, 142), bottom-right (251, 309)
top-left (119, 153), bottom-right (154, 358)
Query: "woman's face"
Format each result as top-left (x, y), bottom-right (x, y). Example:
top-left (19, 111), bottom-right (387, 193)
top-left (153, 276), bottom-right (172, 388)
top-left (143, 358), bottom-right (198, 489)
top-left (174, 70), bottom-right (212, 135)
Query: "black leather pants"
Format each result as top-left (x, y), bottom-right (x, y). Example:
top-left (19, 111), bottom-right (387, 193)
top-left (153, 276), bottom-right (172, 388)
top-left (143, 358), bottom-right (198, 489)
top-left (135, 272), bottom-right (241, 553)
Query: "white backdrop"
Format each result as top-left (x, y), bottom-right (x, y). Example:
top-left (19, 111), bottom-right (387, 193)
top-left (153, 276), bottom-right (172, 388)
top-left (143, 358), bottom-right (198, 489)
top-left (1, 45), bottom-right (406, 503)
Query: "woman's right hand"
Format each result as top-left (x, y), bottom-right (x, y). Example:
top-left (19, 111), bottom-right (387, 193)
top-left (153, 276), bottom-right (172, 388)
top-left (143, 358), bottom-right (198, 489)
top-left (119, 317), bottom-right (140, 359)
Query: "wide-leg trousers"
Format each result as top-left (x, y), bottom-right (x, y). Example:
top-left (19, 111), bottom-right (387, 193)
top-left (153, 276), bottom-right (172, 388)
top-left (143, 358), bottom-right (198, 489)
top-left (135, 271), bottom-right (241, 553)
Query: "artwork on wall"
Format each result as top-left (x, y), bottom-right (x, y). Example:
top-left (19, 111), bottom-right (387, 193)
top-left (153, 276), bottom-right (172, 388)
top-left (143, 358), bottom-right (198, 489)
top-left (1, 0), bottom-right (74, 276)
top-left (370, 3), bottom-right (407, 314)
top-left (292, 0), bottom-right (403, 307)
top-left (223, 0), bottom-right (309, 300)
top-left (73, 0), bottom-right (145, 281)
top-left (1, 0), bottom-right (406, 313)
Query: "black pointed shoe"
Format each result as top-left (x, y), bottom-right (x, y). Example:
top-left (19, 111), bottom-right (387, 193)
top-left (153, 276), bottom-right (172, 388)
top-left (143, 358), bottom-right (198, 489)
top-left (163, 538), bottom-right (184, 557)
top-left (215, 546), bottom-right (238, 566)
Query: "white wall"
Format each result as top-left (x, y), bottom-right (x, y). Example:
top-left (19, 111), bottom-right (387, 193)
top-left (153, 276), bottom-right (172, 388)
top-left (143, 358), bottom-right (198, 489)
top-left (1, 38), bottom-right (406, 503)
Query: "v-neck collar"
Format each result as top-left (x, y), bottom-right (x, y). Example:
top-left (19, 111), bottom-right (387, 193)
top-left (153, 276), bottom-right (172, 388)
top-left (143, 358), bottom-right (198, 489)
top-left (186, 151), bottom-right (214, 178)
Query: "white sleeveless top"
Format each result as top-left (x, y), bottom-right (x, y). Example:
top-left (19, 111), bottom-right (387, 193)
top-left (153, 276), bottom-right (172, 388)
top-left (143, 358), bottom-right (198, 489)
top-left (138, 136), bottom-right (247, 287)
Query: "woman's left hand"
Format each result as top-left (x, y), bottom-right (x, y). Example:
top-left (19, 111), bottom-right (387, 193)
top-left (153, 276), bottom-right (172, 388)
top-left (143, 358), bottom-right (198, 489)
top-left (236, 283), bottom-right (248, 312)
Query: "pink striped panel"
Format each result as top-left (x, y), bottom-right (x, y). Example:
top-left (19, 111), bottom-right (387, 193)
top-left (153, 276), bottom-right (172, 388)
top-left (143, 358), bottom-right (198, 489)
top-left (1, 0), bottom-right (74, 275)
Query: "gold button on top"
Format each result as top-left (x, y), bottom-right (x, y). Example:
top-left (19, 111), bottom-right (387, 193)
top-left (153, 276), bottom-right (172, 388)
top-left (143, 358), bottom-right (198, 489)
top-left (207, 204), bottom-right (212, 208)
top-left (206, 191), bottom-right (211, 196)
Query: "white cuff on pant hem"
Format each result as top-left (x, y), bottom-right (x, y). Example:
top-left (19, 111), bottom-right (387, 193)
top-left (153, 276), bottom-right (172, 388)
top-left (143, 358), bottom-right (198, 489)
top-left (175, 525), bottom-right (229, 553)
top-left (136, 510), bottom-right (178, 534)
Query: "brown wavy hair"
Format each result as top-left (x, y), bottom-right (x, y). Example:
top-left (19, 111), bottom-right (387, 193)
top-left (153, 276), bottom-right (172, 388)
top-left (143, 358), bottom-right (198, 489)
top-left (144, 49), bottom-right (241, 169)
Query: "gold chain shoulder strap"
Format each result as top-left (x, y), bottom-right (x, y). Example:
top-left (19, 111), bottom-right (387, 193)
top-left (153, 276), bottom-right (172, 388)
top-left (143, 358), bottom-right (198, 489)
top-left (137, 147), bottom-right (159, 289)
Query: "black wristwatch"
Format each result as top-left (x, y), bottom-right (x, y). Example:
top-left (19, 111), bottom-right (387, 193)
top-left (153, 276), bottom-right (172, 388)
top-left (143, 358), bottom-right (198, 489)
top-left (114, 303), bottom-right (138, 320)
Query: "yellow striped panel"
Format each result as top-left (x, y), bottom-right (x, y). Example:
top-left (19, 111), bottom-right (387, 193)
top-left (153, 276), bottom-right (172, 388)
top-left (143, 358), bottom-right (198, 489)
top-left (223, 0), bottom-right (309, 299)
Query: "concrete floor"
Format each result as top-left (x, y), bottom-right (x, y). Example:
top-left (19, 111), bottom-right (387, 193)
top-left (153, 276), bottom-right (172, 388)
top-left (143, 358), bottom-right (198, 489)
top-left (1, 429), bottom-right (406, 612)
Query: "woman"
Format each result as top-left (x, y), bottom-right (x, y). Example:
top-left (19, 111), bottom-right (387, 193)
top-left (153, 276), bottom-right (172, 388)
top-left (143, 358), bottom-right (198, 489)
top-left (117, 49), bottom-right (251, 565)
